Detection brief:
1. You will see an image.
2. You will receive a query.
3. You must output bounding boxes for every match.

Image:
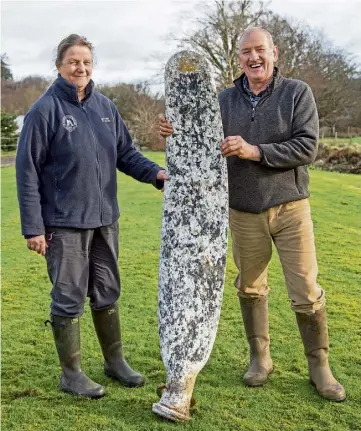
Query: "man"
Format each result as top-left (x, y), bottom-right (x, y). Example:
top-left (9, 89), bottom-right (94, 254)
top-left (159, 27), bottom-right (345, 402)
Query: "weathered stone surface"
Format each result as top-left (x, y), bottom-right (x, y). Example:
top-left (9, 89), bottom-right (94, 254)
top-left (152, 50), bottom-right (228, 422)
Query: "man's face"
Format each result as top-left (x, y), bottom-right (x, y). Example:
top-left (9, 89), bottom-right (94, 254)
top-left (239, 30), bottom-right (278, 85)
top-left (58, 45), bottom-right (93, 90)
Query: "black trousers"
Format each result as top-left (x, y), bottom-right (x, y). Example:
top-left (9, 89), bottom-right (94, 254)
top-left (45, 221), bottom-right (120, 318)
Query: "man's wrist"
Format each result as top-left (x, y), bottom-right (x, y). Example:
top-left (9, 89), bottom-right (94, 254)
top-left (249, 146), bottom-right (261, 162)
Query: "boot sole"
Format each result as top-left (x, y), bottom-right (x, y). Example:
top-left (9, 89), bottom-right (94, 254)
top-left (310, 380), bottom-right (347, 402)
top-left (105, 370), bottom-right (145, 388)
top-left (244, 367), bottom-right (274, 387)
top-left (60, 385), bottom-right (106, 399)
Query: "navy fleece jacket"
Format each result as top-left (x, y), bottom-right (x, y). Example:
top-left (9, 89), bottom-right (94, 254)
top-left (16, 75), bottom-right (163, 236)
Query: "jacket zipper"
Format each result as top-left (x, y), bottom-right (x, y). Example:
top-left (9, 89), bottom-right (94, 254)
top-left (250, 94), bottom-right (272, 122)
top-left (238, 85), bottom-right (272, 123)
top-left (82, 104), bottom-right (103, 225)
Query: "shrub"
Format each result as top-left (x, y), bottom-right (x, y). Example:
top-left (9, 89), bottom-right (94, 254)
top-left (314, 143), bottom-right (361, 174)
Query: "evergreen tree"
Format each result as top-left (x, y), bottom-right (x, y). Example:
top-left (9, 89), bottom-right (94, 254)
top-left (1, 54), bottom-right (13, 81)
top-left (1, 112), bottom-right (18, 152)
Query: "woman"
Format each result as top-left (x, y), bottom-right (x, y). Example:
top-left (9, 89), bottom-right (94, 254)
top-left (16, 34), bottom-right (168, 399)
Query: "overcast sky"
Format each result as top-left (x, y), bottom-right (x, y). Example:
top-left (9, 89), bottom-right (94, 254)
top-left (2, 0), bottom-right (361, 93)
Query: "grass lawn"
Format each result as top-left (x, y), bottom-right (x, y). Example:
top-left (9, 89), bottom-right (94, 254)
top-left (1, 152), bottom-right (361, 431)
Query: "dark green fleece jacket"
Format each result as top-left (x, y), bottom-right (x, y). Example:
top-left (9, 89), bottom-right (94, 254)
top-left (218, 69), bottom-right (319, 213)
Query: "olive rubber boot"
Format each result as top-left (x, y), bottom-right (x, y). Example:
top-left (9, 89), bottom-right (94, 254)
top-left (239, 296), bottom-right (273, 386)
top-left (50, 315), bottom-right (106, 398)
top-left (296, 308), bottom-right (346, 402)
top-left (91, 304), bottom-right (145, 387)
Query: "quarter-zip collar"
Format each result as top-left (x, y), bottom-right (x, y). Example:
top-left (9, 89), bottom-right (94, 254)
top-left (53, 73), bottom-right (95, 105)
top-left (233, 67), bottom-right (282, 101)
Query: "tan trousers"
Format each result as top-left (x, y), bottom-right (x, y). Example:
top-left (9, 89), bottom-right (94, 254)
top-left (229, 199), bottom-right (325, 314)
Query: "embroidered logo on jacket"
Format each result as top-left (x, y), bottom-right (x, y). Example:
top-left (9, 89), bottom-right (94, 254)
top-left (62, 115), bottom-right (78, 132)
top-left (101, 117), bottom-right (111, 123)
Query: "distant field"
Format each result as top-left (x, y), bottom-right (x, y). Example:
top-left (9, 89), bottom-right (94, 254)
top-left (1, 150), bottom-right (17, 157)
top-left (319, 136), bottom-right (361, 147)
top-left (2, 153), bottom-right (361, 431)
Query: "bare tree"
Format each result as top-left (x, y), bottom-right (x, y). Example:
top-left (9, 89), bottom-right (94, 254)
top-left (260, 14), bottom-right (318, 77)
top-left (176, 1), bottom-right (361, 126)
top-left (181, 1), bottom-right (267, 88)
top-left (99, 82), bottom-right (165, 150)
top-left (131, 101), bottom-right (165, 151)
top-left (261, 14), bottom-right (361, 126)
top-left (1, 76), bottom-right (51, 114)
top-left (304, 50), bottom-right (360, 127)
top-left (348, 78), bottom-right (361, 127)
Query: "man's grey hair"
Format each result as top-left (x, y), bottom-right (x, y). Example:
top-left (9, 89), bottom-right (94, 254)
top-left (238, 27), bottom-right (275, 49)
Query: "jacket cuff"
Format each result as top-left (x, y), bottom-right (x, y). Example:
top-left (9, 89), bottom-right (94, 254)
top-left (22, 225), bottom-right (45, 238)
top-left (152, 167), bottom-right (165, 190)
top-left (258, 146), bottom-right (265, 164)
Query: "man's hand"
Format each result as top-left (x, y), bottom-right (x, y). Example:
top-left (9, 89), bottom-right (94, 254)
top-left (221, 136), bottom-right (261, 161)
top-left (27, 235), bottom-right (48, 256)
top-left (159, 114), bottom-right (174, 138)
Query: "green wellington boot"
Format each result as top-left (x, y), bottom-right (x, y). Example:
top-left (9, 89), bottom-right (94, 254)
top-left (239, 296), bottom-right (274, 386)
top-left (296, 308), bottom-right (346, 402)
top-left (50, 315), bottom-right (106, 398)
top-left (92, 304), bottom-right (145, 388)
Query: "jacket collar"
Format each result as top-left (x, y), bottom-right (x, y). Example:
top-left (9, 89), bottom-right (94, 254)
top-left (233, 67), bottom-right (282, 95)
top-left (53, 74), bottom-right (95, 104)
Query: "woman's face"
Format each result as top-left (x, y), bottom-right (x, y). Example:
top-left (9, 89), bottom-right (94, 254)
top-left (57, 45), bottom-right (93, 90)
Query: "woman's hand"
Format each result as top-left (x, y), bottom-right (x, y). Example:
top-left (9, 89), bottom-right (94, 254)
top-left (156, 169), bottom-right (169, 192)
top-left (27, 235), bottom-right (48, 256)
top-left (156, 170), bottom-right (169, 181)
